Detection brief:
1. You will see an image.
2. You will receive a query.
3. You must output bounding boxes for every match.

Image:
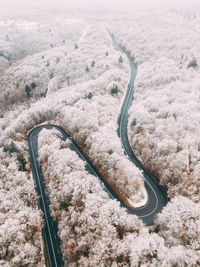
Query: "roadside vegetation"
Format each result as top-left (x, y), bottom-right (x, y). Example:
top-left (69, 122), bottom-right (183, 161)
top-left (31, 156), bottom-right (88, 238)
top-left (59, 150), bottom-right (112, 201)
top-left (0, 6), bottom-right (200, 267)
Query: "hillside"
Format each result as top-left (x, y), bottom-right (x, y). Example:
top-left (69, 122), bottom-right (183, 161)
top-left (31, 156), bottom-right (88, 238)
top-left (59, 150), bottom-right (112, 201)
top-left (0, 7), bottom-right (200, 267)
top-left (110, 9), bottom-right (200, 201)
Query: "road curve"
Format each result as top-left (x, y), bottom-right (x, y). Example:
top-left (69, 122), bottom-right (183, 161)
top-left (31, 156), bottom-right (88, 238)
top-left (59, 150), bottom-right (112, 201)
top-left (27, 33), bottom-right (168, 266)
top-left (109, 31), bottom-right (168, 225)
top-left (28, 127), bottom-right (64, 267)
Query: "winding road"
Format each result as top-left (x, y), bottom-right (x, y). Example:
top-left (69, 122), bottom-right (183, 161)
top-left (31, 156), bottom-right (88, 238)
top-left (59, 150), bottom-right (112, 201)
top-left (27, 33), bottom-right (168, 267)
top-left (109, 32), bottom-right (168, 224)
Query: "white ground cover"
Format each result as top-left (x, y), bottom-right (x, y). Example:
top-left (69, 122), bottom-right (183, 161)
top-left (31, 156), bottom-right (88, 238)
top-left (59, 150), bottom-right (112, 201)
top-left (37, 128), bottom-right (200, 266)
top-left (38, 128), bottom-right (145, 265)
top-left (0, 22), bottom-right (147, 206)
top-left (0, 8), bottom-right (200, 266)
top-left (110, 10), bottom-right (200, 201)
top-left (0, 16), bottom-right (85, 71)
top-left (0, 21), bottom-right (147, 266)
top-left (0, 18), bottom-right (85, 113)
top-left (0, 145), bottom-right (44, 266)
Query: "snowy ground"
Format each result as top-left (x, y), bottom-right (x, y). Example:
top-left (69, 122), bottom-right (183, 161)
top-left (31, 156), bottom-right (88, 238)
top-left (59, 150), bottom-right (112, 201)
top-left (0, 17), bottom-right (147, 203)
top-left (0, 7), bottom-right (200, 266)
top-left (110, 9), bottom-right (200, 202)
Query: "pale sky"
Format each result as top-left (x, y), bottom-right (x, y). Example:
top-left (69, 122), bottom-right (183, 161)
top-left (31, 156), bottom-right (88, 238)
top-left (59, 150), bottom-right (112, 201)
top-left (0, 0), bottom-right (199, 12)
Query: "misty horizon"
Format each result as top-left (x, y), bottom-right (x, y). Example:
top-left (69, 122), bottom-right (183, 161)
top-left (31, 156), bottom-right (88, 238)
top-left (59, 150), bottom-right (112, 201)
top-left (1, 0), bottom-right (200, 14)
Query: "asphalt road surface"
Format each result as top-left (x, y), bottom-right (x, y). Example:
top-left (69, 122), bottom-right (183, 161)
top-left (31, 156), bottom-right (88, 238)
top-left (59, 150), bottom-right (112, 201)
top-left (28, 127), bottom-right (64, 267)
top-left (27, 33), bottom-right (168, 267)
top-left (109, 31), bottom-right (168, 225)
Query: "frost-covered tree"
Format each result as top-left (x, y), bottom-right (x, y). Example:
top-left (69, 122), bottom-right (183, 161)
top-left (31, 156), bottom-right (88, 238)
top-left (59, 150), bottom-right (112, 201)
top-left (38, 128), bottom-right (146, 265)
top-left (130, 232), bottom-right (199, 267)
top-left (109, 10), bottom-right (200, 203)
top-left (156, 196), bottom-right (200, 252)
top-left (0, 148), bottom-right (43, 265)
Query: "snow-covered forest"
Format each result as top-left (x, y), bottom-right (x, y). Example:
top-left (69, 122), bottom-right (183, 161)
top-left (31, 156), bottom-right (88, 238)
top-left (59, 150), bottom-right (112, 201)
top-left (0, 5), bottom-right (200, 267)
top-left (37, 128), bottom-right (200, 266)
top-left (110, 9), bottom-right (200, 201)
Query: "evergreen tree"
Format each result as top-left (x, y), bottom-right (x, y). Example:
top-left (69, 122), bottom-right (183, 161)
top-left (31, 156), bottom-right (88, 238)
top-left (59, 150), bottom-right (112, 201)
top-left (74, 43), bottom-right (79, 49)
top-left (88, 92), bottom-right (93, 99)
top-left (119, 55), bottom-right (123, 63)
top-left (40, 88), bottom-right (48, 98)
top-left (17, 153), bottom-right (27, 171)
top-left (31, 82), bottom-right (36, 89)
top-left (131, 118), bottom-right (137, 127)
top-left (25, 85), bottom-right (31, 99)
top-left (91, 60), bottom-right (95, 67)
top-left (188, 58), bottom-right (198, 69)
top-left (3, 141), bottom-right (20, 153)
top-left (85, 65), bottom-right (89, 72)
top-left (111, 85), bottom-right (118, 95)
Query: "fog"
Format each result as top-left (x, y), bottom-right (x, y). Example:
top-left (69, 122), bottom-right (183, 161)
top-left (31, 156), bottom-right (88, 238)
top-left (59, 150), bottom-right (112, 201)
top-left (1, 0), bottom-right (199, 13)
